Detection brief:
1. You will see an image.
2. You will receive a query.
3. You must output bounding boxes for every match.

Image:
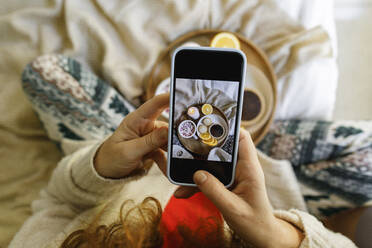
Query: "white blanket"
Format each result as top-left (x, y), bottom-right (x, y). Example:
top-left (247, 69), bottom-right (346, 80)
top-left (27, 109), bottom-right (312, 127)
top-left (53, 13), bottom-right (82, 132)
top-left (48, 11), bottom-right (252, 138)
top-left (273, 0), bottom-right (338, 120)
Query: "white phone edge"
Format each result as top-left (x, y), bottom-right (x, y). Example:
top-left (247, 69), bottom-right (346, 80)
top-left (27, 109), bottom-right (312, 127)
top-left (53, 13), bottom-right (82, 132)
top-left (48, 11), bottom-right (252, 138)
top-left (166, 46), bottom-right (247, 188)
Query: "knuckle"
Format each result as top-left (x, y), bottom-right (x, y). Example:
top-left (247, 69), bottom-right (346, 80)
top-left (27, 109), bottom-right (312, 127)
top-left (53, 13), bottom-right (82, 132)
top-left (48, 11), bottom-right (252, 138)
top-left (145, 133), bottom-right (156, 148)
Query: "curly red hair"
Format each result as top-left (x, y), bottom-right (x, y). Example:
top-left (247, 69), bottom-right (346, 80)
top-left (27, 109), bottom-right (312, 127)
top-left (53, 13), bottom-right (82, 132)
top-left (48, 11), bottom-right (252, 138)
top-left (60, 197), bottom-right (251, 248)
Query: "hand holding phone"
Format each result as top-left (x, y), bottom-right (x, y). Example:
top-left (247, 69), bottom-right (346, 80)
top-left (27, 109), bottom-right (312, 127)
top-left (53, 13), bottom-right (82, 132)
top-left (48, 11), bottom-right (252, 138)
top-left (167, 47), bottom-right (246, 187)
top-left (174, 129), bottom-right (304, 248)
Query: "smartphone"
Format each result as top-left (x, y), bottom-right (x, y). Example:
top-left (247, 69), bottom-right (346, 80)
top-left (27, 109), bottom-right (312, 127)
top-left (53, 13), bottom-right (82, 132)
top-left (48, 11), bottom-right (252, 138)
top-left (167, 47), bottom-right (246, 187)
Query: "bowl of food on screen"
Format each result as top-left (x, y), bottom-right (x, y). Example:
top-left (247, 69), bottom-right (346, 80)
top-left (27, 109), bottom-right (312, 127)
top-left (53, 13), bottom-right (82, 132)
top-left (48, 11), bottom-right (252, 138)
top-left (209, 123), bottom-right (225, 139)
top-left (197, 118), bottom-right (227, 146)
top-left (178, 120), bottom-right (197, 139)
top-left (196, 106), bottom-right (229, 147)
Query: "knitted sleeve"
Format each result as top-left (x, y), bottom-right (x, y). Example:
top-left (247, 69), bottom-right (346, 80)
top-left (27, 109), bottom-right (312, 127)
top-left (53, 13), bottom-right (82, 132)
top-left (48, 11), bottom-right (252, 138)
top-left (42, 140), bottom-right (132, 209)
top-left (274, 209), bottom-right (357, 248)
top-left (8, 139), bottom-right (139, 247)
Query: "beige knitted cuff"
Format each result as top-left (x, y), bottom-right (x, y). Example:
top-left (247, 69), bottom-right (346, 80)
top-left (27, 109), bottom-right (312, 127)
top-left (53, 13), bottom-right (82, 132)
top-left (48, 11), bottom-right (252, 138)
top-left (274, 209), bottom-right (304, 230)
top-left (273, 209), bottom-right (356, 248)
top-left (70, 141), bottom-right (129, 195)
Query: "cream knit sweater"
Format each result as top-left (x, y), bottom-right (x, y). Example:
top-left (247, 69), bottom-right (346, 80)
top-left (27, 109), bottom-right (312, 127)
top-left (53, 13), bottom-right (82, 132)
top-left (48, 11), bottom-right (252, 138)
top-left (8, 138), bottom-right (356, 247)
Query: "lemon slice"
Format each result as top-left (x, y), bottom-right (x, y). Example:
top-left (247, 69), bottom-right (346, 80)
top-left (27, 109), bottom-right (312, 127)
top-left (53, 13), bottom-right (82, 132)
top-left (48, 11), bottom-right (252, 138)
top-left (202, 137), bottom-right (218, 146)
top-left (211, 138), bottom-right (218, 146)
top-left (199, 132), bottom-right (211, 140)
top-left (201, 104), bottom-right (213, 115)
top-left (202, 136), bottom-right (214, 144)
top-left (202, 139), bottom-right (212, 145)
top-left (210, 32), bottom-right (240, 50)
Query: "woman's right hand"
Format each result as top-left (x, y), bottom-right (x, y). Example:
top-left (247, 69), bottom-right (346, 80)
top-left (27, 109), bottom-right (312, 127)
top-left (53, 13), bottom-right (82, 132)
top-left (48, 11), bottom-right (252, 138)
top-left (94, 94), bottom-right (169, 179)
top-left (174, 129), bottom-right (304, 248)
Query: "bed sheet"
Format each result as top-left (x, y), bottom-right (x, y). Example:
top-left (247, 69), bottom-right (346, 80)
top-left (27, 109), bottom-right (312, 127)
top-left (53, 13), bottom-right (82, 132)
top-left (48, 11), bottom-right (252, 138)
top-left (272, 0), bottom-right (338, 120)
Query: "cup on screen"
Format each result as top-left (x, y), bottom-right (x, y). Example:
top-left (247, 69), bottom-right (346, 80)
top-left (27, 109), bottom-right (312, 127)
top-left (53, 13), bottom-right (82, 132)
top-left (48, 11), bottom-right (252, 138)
top-left (178, 120), bottom-right (197, 139)
top-left (209, 123), bottom-right (225, 139)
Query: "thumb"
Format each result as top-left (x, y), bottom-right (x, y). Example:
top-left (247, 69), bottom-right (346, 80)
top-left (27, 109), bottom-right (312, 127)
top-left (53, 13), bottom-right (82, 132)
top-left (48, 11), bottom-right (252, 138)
top-left (194, 170), bottom-right (240, 214)
top-left (125, 127), bottom-right (168, 159)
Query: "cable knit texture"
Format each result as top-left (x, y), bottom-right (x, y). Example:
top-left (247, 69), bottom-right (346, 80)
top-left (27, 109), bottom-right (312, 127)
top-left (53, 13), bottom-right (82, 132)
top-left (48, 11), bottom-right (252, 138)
top-left (274, 209), bottom-right (357, 247)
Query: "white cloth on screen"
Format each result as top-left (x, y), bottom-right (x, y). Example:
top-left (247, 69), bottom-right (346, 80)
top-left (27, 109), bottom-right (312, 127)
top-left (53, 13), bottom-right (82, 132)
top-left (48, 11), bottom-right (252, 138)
top-left (172, 145), bottom-right (193, 159)
top-left (208, 148), bottom-right (232, 162)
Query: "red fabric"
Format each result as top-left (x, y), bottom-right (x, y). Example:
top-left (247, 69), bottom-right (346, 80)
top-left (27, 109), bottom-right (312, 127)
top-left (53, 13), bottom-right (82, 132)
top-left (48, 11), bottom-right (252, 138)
top-left (160, 192), bottom-right (222, 248)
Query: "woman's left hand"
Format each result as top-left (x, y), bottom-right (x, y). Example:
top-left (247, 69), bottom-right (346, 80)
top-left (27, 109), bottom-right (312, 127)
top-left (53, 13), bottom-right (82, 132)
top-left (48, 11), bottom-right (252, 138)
top-left (172, 129), bottom-right (304, 248)
top-left (94, 93), bottom-right (169, 179)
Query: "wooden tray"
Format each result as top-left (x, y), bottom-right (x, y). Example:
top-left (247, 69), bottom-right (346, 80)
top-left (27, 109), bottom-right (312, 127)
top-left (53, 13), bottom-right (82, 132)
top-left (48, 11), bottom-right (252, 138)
top-left (145, 29), bottom-right (277, 144)
top-left (176, 104), bottom-right (229, 157)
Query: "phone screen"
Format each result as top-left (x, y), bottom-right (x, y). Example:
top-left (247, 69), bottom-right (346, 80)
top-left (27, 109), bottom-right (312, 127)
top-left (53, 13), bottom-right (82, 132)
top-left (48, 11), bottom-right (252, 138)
top-left (172, 78), bottom-right (239, 163)
top-left (167, 47), bottom-right (246, 186)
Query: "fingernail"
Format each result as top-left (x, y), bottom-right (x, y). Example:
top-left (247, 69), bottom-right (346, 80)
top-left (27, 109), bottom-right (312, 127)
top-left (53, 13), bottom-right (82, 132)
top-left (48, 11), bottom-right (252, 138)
top-left (194, 171), bottom-right (207, 185)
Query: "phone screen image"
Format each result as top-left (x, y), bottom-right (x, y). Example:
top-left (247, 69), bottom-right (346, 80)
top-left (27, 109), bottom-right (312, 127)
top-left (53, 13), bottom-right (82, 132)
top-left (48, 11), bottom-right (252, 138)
top-left (171, 78), bottom-right (239, 163)
top-left (167, 47), bottom-right (246, 186)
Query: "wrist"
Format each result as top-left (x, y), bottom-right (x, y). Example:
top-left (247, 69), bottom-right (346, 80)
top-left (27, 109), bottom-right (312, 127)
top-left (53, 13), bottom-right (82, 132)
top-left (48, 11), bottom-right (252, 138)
top-left (94, 140), bottom-right (145, 179)
top-left (93, 141), bottom-right (127, 179)
top-left (93, 141), bottom-right (113, 178)
top-left (268, 217), bottom-right (304, 248)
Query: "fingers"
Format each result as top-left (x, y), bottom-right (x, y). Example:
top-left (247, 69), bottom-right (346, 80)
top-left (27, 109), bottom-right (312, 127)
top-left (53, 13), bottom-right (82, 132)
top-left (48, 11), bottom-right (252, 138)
top-left (132, 93), bottom-right (169, 121)
top-left (174, 186), bottom-right (199, 198)
top-left (124, 127), bottom-right (168, 159)
top-left (148, 149), bottom-right (167, 174)
top-left (235, 129), bottom-right (265, 186)
top-left (238, 129), bottom-right (259, 163)
top-left (193, 170), bottom-right (240, 214)
top-left (154, 120), bottom-right (169, 151)
top-left (117, 94), bottom-right (169, 138)
top-left (154, 120), bottom-right (168, 129)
